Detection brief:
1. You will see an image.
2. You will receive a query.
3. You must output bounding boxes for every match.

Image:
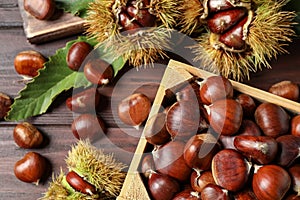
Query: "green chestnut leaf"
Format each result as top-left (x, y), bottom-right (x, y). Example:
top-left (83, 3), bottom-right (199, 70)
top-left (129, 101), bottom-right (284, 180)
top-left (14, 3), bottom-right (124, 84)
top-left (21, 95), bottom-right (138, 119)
top-left (6, 36), bottom-right (127, 121)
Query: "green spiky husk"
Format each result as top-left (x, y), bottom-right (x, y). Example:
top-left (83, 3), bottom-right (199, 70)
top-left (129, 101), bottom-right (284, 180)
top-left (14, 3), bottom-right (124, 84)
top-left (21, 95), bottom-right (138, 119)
top-left (85, 0), bottom-right (183, 67)
top-left (193, 0), bottom-right (296, 80)
top-left (178, 0), bottom-right (204, 34)
top-left (66, 140), bottom-right (127, 198)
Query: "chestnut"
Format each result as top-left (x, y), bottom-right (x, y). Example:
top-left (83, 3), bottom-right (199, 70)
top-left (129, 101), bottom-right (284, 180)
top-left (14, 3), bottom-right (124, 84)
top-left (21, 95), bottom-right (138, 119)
top-left (13, 122), bottom-right (44, 149)
top-left (144, 113), bottom-right (171, 145)
top-left (176, 81), bottom-right (201, 105)
top-left (208, 99), bottom-right (243, 136)
top-left (140, 154), bottom-right (155, 178)
top-left (207, 0), bottom-right (234, 13)
top-left (235, 94), bottom-right (256, 119)
top-left (14, 152), bottom-right (48, 184)
top-left (71, 114), bottom-right (106, 141)
top-left (118, 93), bottom-right (151, 129)
top-left (153, 140), bottom-right (192, 182)
top-left (288, 164), bottom-right (300, 195)
top-left (14, 50), bottom-right (46, 77)
top-left (199, 76), bottom-right (233, 105)
top-left (172, 189), bottom-right (201, 200)
top-left (184, 134), bottom-right (219, 170)
top-left (144, 112), bottom-right (171, 146)
top-left (190, 170), bottom-right (216, 193)
top-left (252, 164), bottom-right (291, 200)
top-left (268, 80), bottom-right (299, 101)
top-left (148, 172), bottom-right (180, 200)
top-left (233, 135), bottom-right (278, 164)
top-left (207, 8), bottom-right (247, 34)
top-left (166, 101), bottom-right (208, 141)
top-left (0, 92), bottom-right (12, 119)
top-left (66, 87), bottom-right (101, 113)
top-left (24, 0), bottom-right (56, 20)
top-left (84, 58), bottom-right (114, 85)
top-left (66, 41), bottom-right (93, 71)
top-left (201, 184), bottom-right (230, 200)
top-left (236, 120), bottom-right (262, 136)
top-left (276, 135), bottom-right (300, 167)
top-left (291, 115), bottom-right (300, 137)
top-left (66, 171), bottom-right (97, 195)
top-left (211, 149), bottom-right (251, 192)
top-left (254, 102), bottom-right (290, 138)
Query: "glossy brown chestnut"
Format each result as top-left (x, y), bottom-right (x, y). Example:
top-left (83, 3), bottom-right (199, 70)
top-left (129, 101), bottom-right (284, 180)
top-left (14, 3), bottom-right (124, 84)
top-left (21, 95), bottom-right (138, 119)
top-left (211, 149), bottom-right (251, 192)
top-left (148, 172), bottom-right (180, 200)
top-left (236, 120), bottom-right (262, 136)
top-left (141, 154), bottom-right (155, 178)
top-left (199, 76), bottom-right (234, 105)
top-left (252, 165), bottom-right (291, 200)
top-left (0, 92), bottom-right (11, 119)
top-left (190, 170), bottom-right (216, 193)
top-left (219, 16), bottom-right (248, 50)
top-left (176, 82), bottom-right (201, 105)
top-left (118, 93), bottom-right (151, 128)
top-left (288, 164), bottom-right (300, 195)
top-left (208, 99), bottom-right (243, 136)
top-left (24, 0), bottom-right (56, 20)
top-left (276, 135), bottom-right (300, 167)
top-left (14, 50), bottom-right (46, 77)
top-left (233, 135), bottom-right (278, 164)
top-left (84, 59), bottom-right (114, 85)
top-left (66, 42), bottom-right (93, 71)
top-left (236, 94), bottom-right (256, 119)
top-left (153, 140), bottom-right (192, 182)
top-left (144, 112), bottom-right (171, 145)
top-left (66, 87), bottom-right (100, 113)
top-left (291, 115), bottom-right (300, 137)
top-left (268, 80), bottom-right (299, 101)
top-left (207, 8), bottom-right (247, 34)
top-left (201, 184), bottom-right (230, 200)
top-left (172, 189), bottom-right (201, 200)
top-left (166, 101), bottom-right (207, 141)
top-left (71, 114), bottom-right (106, 141)
top-left (254, 102), bottom-right (290, 138)
top-left (13, 122), bottom-right (43, 149)
top-left (126, 5), bottom-right (156, 27)
top-left (66, 171), bottom-right (97, 195)
top-left (184, 134), bottom-right (219, 170)
top-left (14, 152), bottom-right (48, 184)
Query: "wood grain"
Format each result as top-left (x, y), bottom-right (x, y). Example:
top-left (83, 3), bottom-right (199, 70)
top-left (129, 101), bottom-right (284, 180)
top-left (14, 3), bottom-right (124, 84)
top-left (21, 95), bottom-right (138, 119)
top-left (18, 0), bottom-right (84, 44)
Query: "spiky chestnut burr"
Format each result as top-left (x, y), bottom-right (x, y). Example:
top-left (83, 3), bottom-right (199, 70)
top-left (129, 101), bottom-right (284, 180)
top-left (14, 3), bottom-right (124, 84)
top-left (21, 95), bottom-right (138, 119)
top-left (191, 0), bottom-right (296, 80)
top-left (85, 0), bottom-right (183, 67)
top-left (40, 140), bottom-right (127, 200)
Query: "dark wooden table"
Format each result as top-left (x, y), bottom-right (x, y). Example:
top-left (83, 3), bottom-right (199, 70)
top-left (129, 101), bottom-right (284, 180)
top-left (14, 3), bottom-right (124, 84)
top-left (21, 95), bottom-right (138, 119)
top-left (0, 1), bottom-right (299, 199)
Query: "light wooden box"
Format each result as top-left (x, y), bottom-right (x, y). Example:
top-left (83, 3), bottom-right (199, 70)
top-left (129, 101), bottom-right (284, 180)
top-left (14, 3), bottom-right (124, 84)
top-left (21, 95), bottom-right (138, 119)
top-left (117, 60), bottom-right (300, 200)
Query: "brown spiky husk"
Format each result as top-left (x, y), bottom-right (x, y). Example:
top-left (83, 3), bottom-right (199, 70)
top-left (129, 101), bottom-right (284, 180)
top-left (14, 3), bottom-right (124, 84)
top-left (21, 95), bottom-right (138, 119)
top-left (193, 0), bottom-right (296, 80)
top-left (104, 26), bottom-right (171, 67)
top-left (66, 140), bottom-right (127, 198)
top-left (178, 0), bottom-right (204, 34)
top-left (85, 0), bottom-right (182, 67)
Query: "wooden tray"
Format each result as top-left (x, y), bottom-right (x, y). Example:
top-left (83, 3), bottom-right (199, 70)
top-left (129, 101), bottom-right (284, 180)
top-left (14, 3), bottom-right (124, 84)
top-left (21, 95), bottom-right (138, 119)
top-left (117, 59), bottom-right (300, 200)
top-left (18, 0), bottom-right (85, 44)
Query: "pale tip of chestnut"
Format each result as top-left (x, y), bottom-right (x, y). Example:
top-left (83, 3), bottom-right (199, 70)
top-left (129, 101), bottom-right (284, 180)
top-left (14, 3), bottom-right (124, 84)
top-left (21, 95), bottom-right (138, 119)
top-left (101, 78), bottom-right (110, 85)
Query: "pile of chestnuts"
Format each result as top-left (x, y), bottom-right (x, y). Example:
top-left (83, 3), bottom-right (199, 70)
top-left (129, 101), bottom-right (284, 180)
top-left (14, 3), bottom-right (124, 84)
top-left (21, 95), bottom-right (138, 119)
top-left (140, 75), bottom-right (300, 200)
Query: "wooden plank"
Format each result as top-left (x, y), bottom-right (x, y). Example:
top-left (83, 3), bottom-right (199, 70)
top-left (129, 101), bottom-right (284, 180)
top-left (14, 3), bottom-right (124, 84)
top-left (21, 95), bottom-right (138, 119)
top-left (18, 0), bottom-right (84, 44)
